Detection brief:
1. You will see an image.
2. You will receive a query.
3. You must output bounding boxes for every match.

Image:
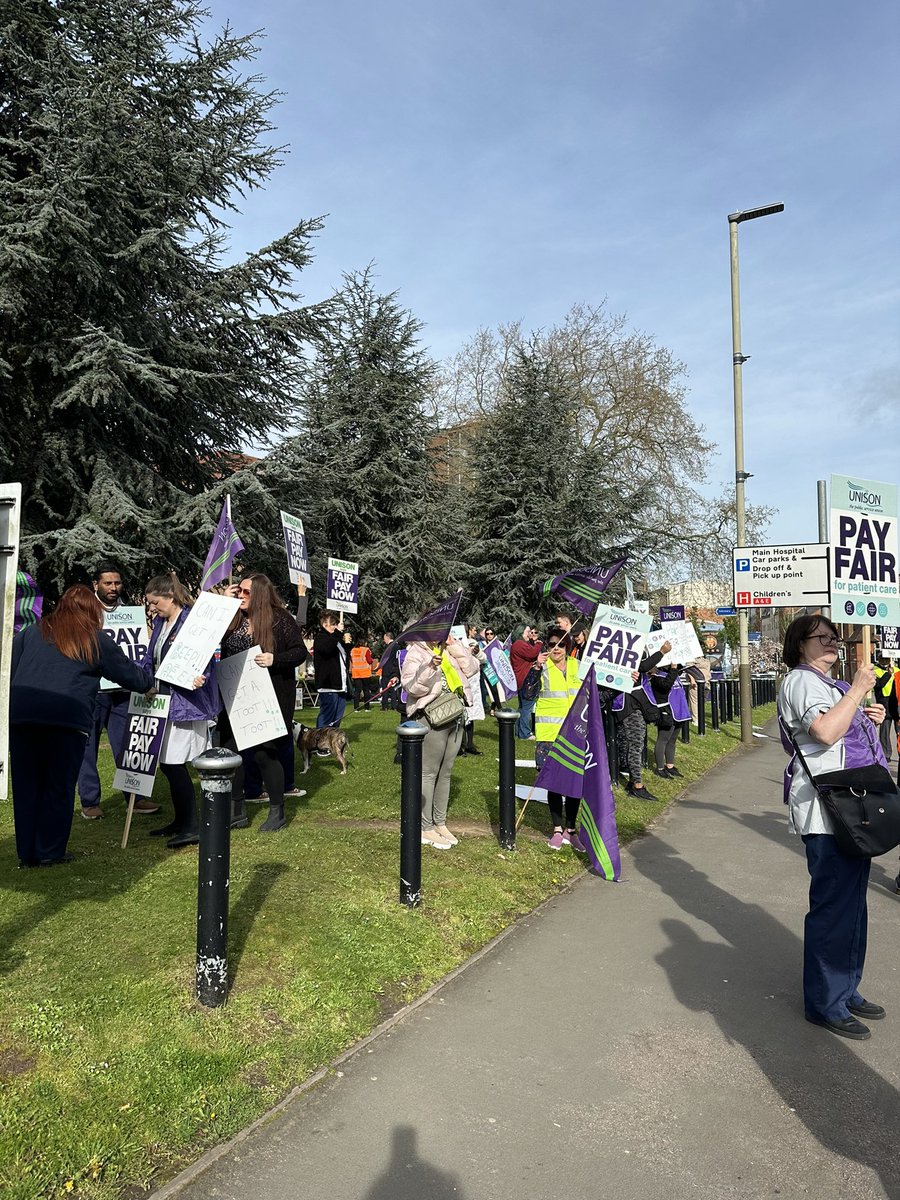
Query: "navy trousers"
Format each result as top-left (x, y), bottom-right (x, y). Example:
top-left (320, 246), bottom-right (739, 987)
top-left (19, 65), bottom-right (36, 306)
top-left (802, 833), bottom-right (870, 1022)
top-left (77, 692), bottom-right (129, 808)
top-left (317, 692), bottom-right (346, 729)
top-left (11, 723), bottom-right (87, 864)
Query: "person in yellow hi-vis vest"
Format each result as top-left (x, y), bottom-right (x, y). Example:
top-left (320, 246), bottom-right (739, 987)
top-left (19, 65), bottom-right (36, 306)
top-left (872, 659), bottom-right (897, 763)
top-left (535, 627), bottom-right (587, 853)
top-left (350, 636), bottom-right (374, 711)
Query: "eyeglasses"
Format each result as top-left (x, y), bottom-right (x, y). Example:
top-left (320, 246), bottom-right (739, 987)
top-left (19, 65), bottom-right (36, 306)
top-left (806, 634), bottom-right (839, 646)
top-left (237, 586), bottom-right (252, 596)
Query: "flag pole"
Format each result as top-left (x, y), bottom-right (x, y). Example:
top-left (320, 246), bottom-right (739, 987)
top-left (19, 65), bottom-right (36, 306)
top-left (225, 494), bottom-right (233, 587)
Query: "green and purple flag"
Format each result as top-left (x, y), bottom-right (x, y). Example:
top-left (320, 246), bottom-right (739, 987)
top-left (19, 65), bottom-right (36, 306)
top-left (14, 570), bottom-right (42, 633)
top-left (534, 666), bottom-right (621, 881)
top-left (541, 559), bottom-right (626, 617)
top-left (201, 500), bottom-right (245, 591)
top-left (380, 590), bottom-right (464, 671)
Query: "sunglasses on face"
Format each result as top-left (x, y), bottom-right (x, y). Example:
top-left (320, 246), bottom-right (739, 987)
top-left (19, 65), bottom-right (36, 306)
top-left (237, 586), bottom-right (252, 596)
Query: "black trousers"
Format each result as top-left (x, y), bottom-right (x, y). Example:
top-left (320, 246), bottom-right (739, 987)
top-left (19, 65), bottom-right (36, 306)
top-left (11, 723), bottom-right (87, 864)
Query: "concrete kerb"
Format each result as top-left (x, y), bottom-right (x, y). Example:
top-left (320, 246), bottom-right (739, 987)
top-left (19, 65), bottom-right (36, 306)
top-left (149, 725), bottom-right (771, 1199)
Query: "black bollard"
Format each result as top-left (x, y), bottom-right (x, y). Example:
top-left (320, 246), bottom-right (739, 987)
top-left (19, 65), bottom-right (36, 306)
top-left (724, 680), bottom-right (734, 723)
top-left (496, 709), bottom-right (518, 851)
top-left (398, 721), bottom-right (427, 907)
top-left (697, 681), bottom-right (706, 736)
top-left (681, 719), bottom-right (690, 744)
top-left (192, 747), bottom-right (242, 1008)
top-left (710, 680), bottom-right (720, 731)
top-left (733, 679), bottom-right (741, 720)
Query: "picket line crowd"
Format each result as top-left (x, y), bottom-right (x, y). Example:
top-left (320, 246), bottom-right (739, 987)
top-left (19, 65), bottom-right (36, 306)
top-left (8, 561), bottom-right (709, 867)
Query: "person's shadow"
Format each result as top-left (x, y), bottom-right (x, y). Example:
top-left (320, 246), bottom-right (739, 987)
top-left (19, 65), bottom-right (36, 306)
top-left (633, 837), bottom-right (900, 1196)
top-left (364, 1125), bottom-right (466, 1200)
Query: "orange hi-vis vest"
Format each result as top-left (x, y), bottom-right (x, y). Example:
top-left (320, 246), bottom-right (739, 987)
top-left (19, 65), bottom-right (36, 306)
top-left (350, 646), bottom-right (372, 679)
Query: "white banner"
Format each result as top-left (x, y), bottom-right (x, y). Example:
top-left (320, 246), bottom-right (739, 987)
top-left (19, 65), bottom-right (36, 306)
top-left (100, 606), bottom-right (149, 690)
top-left (155, 592), bottom-right (240, 690)
top-left (578, 605), bottom-right (653, 692)
top-left (217, 645), bottom-right (287, 751)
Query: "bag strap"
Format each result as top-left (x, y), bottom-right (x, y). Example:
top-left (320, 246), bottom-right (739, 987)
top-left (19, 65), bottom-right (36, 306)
top-left (781, 721), bottom-right (820, 790)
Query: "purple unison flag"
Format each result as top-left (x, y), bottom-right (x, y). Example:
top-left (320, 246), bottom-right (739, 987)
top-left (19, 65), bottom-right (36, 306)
top-left (14, 571), bottom-right (42, 633)
top-left (400, 591), bottom-right (464, 648)
top-left (534, 667), bottom-right (621, 881)
top-left (201, 502), bottom-right (245, 591)
top-left (541, 559), bottom-right (627, 617)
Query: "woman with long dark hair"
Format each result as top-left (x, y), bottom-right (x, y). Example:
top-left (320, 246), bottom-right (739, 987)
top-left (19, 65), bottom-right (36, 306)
top-left (223, 573), bottom-right (307, 832)
top-left (10, 585), bottom-right (151, 867)
top-left (143, 572), bottom-right (220, 849)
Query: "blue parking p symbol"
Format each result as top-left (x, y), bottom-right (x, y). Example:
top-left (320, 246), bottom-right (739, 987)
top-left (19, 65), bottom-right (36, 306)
top-left (736, 558), bottom-right (750, 572)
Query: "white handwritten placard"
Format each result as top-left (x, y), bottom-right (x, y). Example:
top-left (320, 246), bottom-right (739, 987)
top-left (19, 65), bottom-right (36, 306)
top-left (217, 645), bottom-right (287, 751)
top-left (154, 592), bottom-right (239, 690)
top-left (659, 619), bottom-right (704, 666)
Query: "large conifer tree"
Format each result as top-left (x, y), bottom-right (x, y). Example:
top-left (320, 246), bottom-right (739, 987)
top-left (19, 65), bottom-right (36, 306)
top-left (280, 267), bottom-right (453, 631)
top-left (463, 346), bottom-right (642, 626)
top-left (0, 0), bottom-right (325, 593)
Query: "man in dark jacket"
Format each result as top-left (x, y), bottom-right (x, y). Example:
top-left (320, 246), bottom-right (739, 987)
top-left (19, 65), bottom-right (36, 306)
top-left (77, 561), bottom-right (160, 820)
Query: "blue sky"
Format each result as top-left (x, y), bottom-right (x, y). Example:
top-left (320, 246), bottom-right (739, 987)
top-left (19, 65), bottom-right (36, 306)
top-left (203, 0), bottom-right (899, 550)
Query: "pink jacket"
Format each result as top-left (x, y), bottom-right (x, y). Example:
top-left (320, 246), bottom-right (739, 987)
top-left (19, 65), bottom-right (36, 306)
top-left (401, 640), bottom-right (480, 713)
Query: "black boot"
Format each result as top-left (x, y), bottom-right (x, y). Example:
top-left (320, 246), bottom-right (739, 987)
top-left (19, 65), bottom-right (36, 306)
top-left (465, 724), bottom-right (482, 756)
top-left (260, 802), bottom-right (286, 832)
top-left (231, 797), bottom-right (249, 829)
top-left (150, 821), bottom-right (179, 838)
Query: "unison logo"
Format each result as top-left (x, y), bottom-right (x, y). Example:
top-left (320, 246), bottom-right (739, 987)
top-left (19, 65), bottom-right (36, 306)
top-left (848, 482), bottom-right (881, 507)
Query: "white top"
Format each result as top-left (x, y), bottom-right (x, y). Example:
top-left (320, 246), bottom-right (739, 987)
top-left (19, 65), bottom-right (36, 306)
top-left (778, 668), bottom-right (846, 836)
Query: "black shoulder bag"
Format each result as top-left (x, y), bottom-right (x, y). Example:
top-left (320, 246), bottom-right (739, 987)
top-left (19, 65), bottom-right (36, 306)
top-left (785, 726), bottom-right (900, 858)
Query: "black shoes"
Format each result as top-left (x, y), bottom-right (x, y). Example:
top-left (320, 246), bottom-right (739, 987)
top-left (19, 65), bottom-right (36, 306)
top-left (39, 852), bottom-right (75, 867)
top-left (805, 1013), bottom-right (871, 1040)
top-left (666, 766), bottom-right (683, 778)
top-left (847, 999), bottom-right (886, 1020)
top-left (166, 832), bottom-right (200, 849)
top-left (626, 781), bottom-right (659, 802)
top-left (150, 821), bottom-right (179, 838)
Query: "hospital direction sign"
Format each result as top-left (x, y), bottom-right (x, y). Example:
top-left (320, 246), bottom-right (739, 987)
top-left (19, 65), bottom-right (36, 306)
top-left (732, 543), bottom-right (830, 608)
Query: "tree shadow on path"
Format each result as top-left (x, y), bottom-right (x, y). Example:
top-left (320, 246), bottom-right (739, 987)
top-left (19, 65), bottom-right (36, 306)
top-left (631, 835), bottom-right (900, 1197)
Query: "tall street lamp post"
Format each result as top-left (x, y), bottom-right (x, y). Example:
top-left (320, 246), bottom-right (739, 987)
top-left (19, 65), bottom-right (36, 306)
top-left (728, 201), bottom-right (784, 744)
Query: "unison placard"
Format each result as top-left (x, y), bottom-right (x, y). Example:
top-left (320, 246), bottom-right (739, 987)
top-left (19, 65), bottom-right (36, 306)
top-left (578, 605), bottom-right (652, 693)
top-left (830, 474), bottom-right (900, 626)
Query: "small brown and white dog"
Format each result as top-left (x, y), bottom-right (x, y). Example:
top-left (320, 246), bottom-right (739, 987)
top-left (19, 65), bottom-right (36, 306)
top-left (293, 723), bottom-right (350, 775)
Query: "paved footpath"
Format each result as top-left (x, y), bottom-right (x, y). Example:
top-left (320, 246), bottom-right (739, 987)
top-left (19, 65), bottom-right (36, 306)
top-left (158, 727), bottom-right (900, 1200)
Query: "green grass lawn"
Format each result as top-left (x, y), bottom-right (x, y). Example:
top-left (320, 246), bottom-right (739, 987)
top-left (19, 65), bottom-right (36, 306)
top-left (0, 702), bottom-right (774, 1200)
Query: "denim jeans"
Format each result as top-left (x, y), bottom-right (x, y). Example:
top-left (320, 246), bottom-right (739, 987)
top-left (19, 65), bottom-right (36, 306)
top-left (516, 692), bottom-right (536, 739)
top-left (317, 692), bottom-right (346, 728)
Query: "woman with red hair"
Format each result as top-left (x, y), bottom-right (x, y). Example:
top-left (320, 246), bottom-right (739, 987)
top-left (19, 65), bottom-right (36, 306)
top-left (9, 584), bottom-right (152, 867)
